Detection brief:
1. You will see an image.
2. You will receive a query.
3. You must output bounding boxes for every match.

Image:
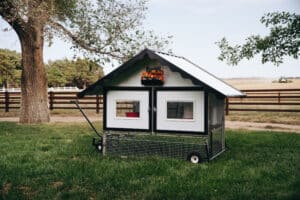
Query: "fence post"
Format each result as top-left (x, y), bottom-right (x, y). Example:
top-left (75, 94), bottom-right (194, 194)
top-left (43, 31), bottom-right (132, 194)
top-left (278, 92), bottom-right (281, 104)
top-left (5, 91), bottom-right (9, 112)
top-left (96, 94), bottom-right (100, 114)
top-left (225, 97), bottom-right (229, 115)
top-left (49, 91), bottom-right (54, 110)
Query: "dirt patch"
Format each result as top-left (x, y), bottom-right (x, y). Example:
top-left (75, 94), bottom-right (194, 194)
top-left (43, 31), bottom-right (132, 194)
top-left (50, 116), bottom-right (101, 123)
top-left (264, 125), bottom-right (285, 130)
top-left (1, 116), bottom-right (300, 133)
top-left (51, 181), bottom-right (64, 189)
top-left (226, 121), bottom-right (300, 133)
top-left (225, 111), bottom-right (300, 126)
top-left (19, 185), bottom-right (35, 198)
top-left (1, 183), bottom-right (12, 196)
top-left (0, 116), bottom-right (100, 123)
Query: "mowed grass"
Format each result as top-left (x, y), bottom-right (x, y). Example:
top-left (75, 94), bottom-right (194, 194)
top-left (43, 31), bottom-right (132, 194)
top-left (0, 122), bottom-right (299, 200)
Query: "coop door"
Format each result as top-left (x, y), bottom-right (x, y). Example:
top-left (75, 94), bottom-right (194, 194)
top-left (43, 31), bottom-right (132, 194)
top-left (155, 90), bottom-right (204, 133)
top-left (105, 89), bottom-right (151, 130)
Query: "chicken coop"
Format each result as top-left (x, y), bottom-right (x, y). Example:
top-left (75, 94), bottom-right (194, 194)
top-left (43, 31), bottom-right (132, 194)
top-left (78, 49), bottom-right (244, 163)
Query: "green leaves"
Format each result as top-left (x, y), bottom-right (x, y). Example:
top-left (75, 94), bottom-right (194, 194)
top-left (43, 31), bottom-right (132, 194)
top-left (216, 38), bottom-right (242, 66)
top-left (1, 0), bottom-right (171, 72)
top-left (48, 0), bottom-right (171, 65)
top-left (0, 49), bottom-right (21, 88)
top-left (216, 12), bottom-right (300, 66)
top-left (46, 58), bottom-right (104, 88)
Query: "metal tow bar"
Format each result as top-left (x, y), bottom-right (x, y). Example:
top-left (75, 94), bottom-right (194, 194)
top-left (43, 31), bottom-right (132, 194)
top-left (70, 100), bottom-right (103, 152)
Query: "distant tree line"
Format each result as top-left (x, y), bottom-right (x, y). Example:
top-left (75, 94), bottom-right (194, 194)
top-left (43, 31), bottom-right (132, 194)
top-left (0, 48), bottom-right (104, 89)
top-left (0, 49), bottom-right (21, 88)
top-left (46, 58), bottom-right (104, 89)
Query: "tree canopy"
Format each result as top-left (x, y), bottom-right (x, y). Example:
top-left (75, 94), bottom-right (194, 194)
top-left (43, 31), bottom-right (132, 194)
top-left (216, 12), bottom-right (300, 66)
top-left (0, 49), bottom-right (21, 88)
top-left (0, 48), bottom-right (104, 89)
top-left (0, 0), bottom-right (170, 123)
top-left (46, 58), bottom-right (104, 88)
top-left (1, 0), bottom-right (170, 63)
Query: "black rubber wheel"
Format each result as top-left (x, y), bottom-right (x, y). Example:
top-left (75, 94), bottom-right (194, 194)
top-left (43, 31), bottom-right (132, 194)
top-left (95, 142), bottom-right (103, 152)
top-left (187, 152), bottom-right (201, 164)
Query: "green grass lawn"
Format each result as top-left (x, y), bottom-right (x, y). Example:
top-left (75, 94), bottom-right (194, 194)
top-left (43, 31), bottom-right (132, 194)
top-left (0, 122), bottom-right (299, 200)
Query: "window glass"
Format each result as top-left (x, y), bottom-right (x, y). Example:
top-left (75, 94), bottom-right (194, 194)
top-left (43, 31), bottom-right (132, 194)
top-left (116, 101), bottom-right (140, 118)
top-left (167, 102), bottom-right (193, 119)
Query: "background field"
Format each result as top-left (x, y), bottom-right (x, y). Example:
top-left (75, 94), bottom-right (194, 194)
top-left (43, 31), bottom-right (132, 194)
top-left (223, 77), bottom-right (300, 90)
top-left (0, 122), bottom-right (299, 200)
top-left (223, 77), bottom-right (300, 125)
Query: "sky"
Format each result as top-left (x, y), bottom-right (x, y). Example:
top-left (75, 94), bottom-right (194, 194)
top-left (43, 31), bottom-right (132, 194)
top-left (0, 0), bottom-right (299, 78)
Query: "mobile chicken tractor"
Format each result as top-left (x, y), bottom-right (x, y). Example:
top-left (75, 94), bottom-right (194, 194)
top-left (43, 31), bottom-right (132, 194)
top-left (77, 49), bottom-right (244, 163)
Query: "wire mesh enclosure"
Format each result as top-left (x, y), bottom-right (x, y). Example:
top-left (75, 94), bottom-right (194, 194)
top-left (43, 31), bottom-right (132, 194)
top-left (105, 134), bottom-right (209, 161)
top-left (208, 93), bottom-right (226, 157)
top-left (211, 127), bottom-right (223, 156)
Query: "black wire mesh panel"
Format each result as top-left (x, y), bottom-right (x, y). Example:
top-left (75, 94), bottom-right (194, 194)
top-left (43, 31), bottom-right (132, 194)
top-left (211, 127), bottom-right (223, 156)
top-left (207, 93), bottom-right (225, 158)
top-left (105, 134), bottom-right (208, 161)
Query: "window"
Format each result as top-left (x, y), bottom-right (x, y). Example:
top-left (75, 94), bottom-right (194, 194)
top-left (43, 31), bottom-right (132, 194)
top-left (167, 102), bottom-right (193, 119)
top-left (116, 100), bottom-right (140, 118)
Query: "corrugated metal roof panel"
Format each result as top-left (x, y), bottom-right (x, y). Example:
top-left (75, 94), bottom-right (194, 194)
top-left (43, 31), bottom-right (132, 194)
top-left (155, 51), bottom-right (244, 97)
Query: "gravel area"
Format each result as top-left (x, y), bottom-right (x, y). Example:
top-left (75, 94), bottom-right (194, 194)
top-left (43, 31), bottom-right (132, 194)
top-left (225, 121), bottom-right (300, 134)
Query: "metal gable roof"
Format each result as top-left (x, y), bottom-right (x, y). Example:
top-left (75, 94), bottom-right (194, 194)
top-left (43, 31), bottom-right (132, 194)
top-left (154, 51), bottom-right (244, 97)
top-left (78, 49), bottom-right (244, 98)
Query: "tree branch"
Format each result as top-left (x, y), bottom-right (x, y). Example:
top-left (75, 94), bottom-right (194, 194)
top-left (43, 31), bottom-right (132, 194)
top-left (0, 0), bottom-right (26, 35)
top-left (48, 19), bottom-right (124, 59)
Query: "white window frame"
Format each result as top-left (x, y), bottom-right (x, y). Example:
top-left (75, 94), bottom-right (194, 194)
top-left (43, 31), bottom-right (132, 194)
top-left (165, 100), bottom-right (195, 122)
top-left (156, 90), bottom-right (204, 132)
top-left (114, 99), bottom-right (141, 120)
top-left (106, 90), bottom-right (150, 130)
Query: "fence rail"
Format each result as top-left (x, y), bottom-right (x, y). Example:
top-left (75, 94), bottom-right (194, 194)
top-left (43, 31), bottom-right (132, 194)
top-left (225, 88), bottom-right (300, 115)
top-left (0, 91), bottom-right (103, 113)
top-left (1, 89), bottom-right (300, 114)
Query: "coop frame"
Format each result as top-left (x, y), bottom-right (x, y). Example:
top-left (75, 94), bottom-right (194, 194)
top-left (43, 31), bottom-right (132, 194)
top-left (79, 49), bottom-right (243, 162)
top-left (92, 86), bottom-right (227, 162)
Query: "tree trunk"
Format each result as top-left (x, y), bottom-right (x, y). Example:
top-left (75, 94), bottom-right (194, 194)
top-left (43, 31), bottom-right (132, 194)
top-left (18, 24), bottom-right (50, 123)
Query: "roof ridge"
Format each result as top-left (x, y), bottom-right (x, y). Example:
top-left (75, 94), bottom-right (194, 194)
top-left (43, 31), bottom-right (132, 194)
top-left (153, 50), bottom-right (184, 59)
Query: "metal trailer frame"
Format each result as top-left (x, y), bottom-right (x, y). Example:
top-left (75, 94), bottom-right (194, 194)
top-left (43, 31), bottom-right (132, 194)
top-left (101, 131), bottom-right (209, 163)
top-left (72, 100), bottom-right (223, 164)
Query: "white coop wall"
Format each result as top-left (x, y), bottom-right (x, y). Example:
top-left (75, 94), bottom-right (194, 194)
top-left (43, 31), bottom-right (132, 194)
top-left (106, 90), bottom-right (150, 130)
top-left (156, 91), bottom-right (205, 132)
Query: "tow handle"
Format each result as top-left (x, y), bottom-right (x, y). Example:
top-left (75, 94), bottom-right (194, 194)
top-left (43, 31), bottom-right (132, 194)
top-left (70, 100), bottom-right (102, 138)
